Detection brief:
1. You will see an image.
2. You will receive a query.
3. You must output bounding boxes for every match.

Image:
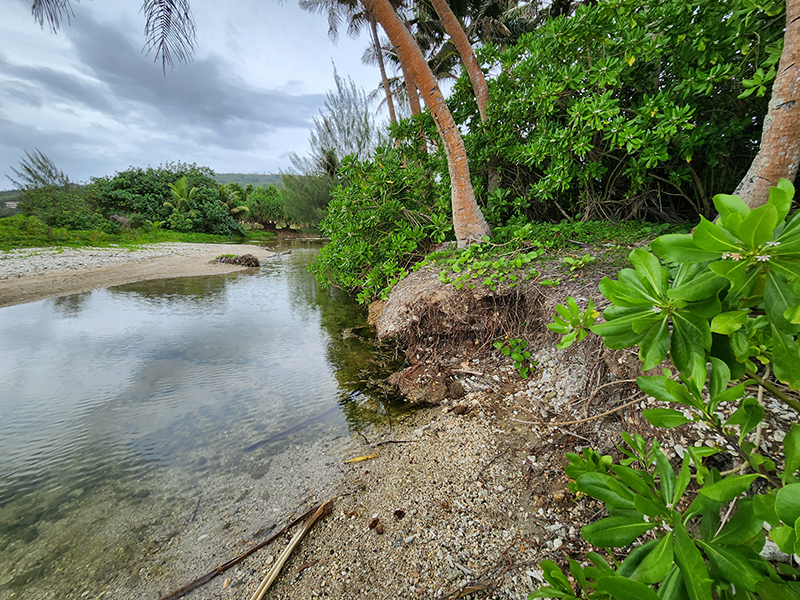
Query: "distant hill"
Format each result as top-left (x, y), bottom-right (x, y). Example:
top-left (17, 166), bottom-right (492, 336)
top-left (214, 173), bottom-right (283, 187)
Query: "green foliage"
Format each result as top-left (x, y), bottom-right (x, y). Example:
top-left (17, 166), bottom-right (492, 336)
top-left (213, 173), bottom-right (282, 187)
top-left (563, 254), bottom-right (597, 272)
top-left (547, 297), bottom-right (599, 349)
top-left (0, 214), bottom-right (266, 252)
top-left (90, 163), bottom-right (244, 237)
top-left (479, 0), bottom-right (784, 223)
top-left (280, 173), bottom-right (336, 227)
top-left (493, 337), bottom-right (537, 378)
top-left (247, 185), bottom-right (285, 229)
top-left (7, 148), bottom-right (70, 189)
top-left (538, 181), bottom-right (800, 599)
top-left (18, 184), bottom-right (106, 231)
top-left (311, 146), bottom-right (450, 304)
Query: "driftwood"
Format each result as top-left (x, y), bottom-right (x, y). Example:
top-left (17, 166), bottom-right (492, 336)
top-left (249, 499), bottom-right (333, 600)
top-left (159, 503), bottom-right (320, 600)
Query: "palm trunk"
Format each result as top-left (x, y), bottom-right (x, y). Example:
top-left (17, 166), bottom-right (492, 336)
top-left (396, 44), bottom-right (422, 116)
top-left (364, 0), bottom-right (491, 247)
top-left (733, 0), bottom-right (800, 207)
top-left (369, 17), bottom-right (397, 124)
top-left (429, 0), bottom-right (489, 123)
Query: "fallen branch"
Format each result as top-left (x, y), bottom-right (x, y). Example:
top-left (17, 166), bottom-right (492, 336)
top-left (159, 502), bottom-right (319, 600)
top-left (249, 499), bottom-right (333, 600)
top-left (511, 395), bottom-right (645, 428)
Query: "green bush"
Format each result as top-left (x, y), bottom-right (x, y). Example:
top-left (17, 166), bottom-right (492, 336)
top-left (539, 181), bottom-right (800, 599)
top-left (310, 146), bottom-right (451, 304)
top-left (477, 0), bottom-right (783, 223)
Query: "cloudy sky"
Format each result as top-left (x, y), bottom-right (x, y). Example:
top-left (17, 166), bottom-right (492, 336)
top-left (0, 0), bottom-right (386, 188)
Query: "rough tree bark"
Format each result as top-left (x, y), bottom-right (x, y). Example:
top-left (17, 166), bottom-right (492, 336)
top-left (364, 0), bottom-right (491, 246)
top-left (734, 0), bottom-right (800, 207)
top-left (429, 0), bottom-right (489, 123)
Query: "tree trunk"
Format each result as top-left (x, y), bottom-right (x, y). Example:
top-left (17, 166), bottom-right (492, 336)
top-left (733, 0), bottom-right (800, 207)
top-left (364, 0), bottom-right (491, 247)
top-left (396, 44), bottom-right (422, 116)
top-left (369, 17), bottom-right (397, 125)
top-left (429, 0), bottom-right (489, 123)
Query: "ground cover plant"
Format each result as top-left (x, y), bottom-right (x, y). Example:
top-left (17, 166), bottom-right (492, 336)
top-left (536, 181), bottom-right (800, 599)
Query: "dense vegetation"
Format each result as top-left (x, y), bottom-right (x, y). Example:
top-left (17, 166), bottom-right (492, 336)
top-left (312, 0), bottom-right (790, 307)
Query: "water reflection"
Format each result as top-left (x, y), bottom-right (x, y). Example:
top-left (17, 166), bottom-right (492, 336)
top-left (0, 242), bottom-right (407, 598)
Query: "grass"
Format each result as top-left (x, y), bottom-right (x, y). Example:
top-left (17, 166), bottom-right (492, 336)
top-left (0, 215), bottom-right (277, 252)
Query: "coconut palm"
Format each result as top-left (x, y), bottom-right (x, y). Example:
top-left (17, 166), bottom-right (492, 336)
top-left (217, 183), bottom-right (249, 219)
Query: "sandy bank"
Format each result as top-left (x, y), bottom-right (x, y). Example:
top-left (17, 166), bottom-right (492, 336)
top-left (0, 243), bottom-right (276, 308)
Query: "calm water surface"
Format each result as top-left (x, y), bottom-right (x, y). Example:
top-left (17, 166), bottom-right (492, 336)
top-left (0, 241), bottom-right (404, 597)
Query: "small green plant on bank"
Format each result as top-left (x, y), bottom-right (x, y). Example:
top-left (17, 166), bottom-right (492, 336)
top-left (563, 254), bottom-right (597, 272)
top-left (494, 337), bottom-right (537, 378)
top-left (431, 243), bottom-right (544, 292)
top-left (546, 298), bottom-right (599, 349)
top-left (536, 180), bottom-right (800, 599)
top-left (540, 277), bottom-right (562, 287)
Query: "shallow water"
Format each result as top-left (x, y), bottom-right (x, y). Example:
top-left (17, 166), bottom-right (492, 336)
top-left (0, 241), bottom-right (405, 598)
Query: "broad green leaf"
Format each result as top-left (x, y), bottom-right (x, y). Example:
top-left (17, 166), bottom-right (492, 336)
top-left (696, 540), bottom-right (762, 591)
top-left (643, 408), bottom-right (691, 428)
top-left (776, 483), bottom-right (800, 525)
top-left (596, 574), bottom-right (661, 600)
top-left (765, 271), bottom-right (800, 333)
top-left (707, 356), bottom-right (732, 401)
top-left (768, 178), bottom-right (795, 223)
top-left (635, 494), bottom-right (670, 518)
top-left (576, 472), bottom-right (636, 510)
top-left (710, 310), bottom-right (749, 334)
top-left (619, 538), bottom-right (659, 577)
top-left (657, 565), bottom-right (687, 600)
top-left (709, 259), bottom-right (748, 290)
top-left (712, 499), bottom-right (765, 545)
top-left (629, 249), bottom-right (665, 296)
top-left (600, 274), bottom-right (656, 306)
top-left (640, 318), bottom-right (671, 370)
top-left (669, 269), bottom-right (728, 303)
top-left (737, 203), bottom-right (778, 249)
top-left (670, 316), bottom-right (709, 390)
top-left (674, 453), bottom-right (692, 506)
top-left (581, 516), bottom-right (654, 548)
top-left (771, 325), bottom-right (800, 389)
top-left (674, 521), bottom-right (713, 600)
top-left (713, 193), bottom-right (750, 230)
top-left (784, 424), bottom-right (800, 484)
top-left (612, 464), bottom-right (657, 496)
top-left (753, 491), bottom-right (779, 526)
top-left (769, 524), bottom-right (797, 554)
top-left (694, 216), bottom-right (740, 253)
top-left (699, 474), bottom-right (759, 502)
top-left (632, 533), bottom-right (674, 584)
top-left (652, 234), bottom-right (722, 264)
top-left (725, 398), bottom-right (764, 444)
top-left (655, 448), bottom-right (676, 504)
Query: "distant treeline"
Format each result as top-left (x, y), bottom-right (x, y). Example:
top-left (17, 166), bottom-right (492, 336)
top-left (214, 173), bottom-right (283, 187)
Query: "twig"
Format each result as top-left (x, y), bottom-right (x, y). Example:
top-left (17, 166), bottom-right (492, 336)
top-left (745, 367), bottom-right (800, 414)
top-left (249, 499), bottom-right (333, 600)
top-left (583, 378), bottom-right (638, 418)
top-left (160, 503), bottom-right (319, 600)
top-left (512, 395), bottom-right (645, 427)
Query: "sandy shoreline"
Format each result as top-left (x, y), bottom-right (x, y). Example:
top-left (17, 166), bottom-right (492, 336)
top-left (0, 243), bottom-right (277, 308)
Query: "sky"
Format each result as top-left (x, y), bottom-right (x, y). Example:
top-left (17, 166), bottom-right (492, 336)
top-left (0, 0), bottom-right (386, 188)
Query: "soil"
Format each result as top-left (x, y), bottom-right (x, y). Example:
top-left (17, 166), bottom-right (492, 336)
top-left (1, 245), bottom-right (794, 600)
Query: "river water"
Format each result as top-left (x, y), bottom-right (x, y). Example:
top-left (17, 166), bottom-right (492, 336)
top-left (0, 241), bottom-right (405, 599)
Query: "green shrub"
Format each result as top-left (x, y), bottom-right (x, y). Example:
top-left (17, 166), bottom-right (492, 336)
top-left (539, 180), bottom-right (800, 599)
top-left (310, 146), bottom-right (451, 304)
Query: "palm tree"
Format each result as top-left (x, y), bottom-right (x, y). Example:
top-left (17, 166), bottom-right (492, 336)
top-left (164, 176), bottom-right (198, 215)
top-left (217, 183), bottom-right (249, 219)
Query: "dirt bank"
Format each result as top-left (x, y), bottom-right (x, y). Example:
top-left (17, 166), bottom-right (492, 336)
top-left (0, 243), bottom-right (276, 308)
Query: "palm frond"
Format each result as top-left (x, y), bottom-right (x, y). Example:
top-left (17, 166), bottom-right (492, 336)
top-left (31, 0), bottom-right (74, 33)
top-left (142, 0), bottom-right (197, 73)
